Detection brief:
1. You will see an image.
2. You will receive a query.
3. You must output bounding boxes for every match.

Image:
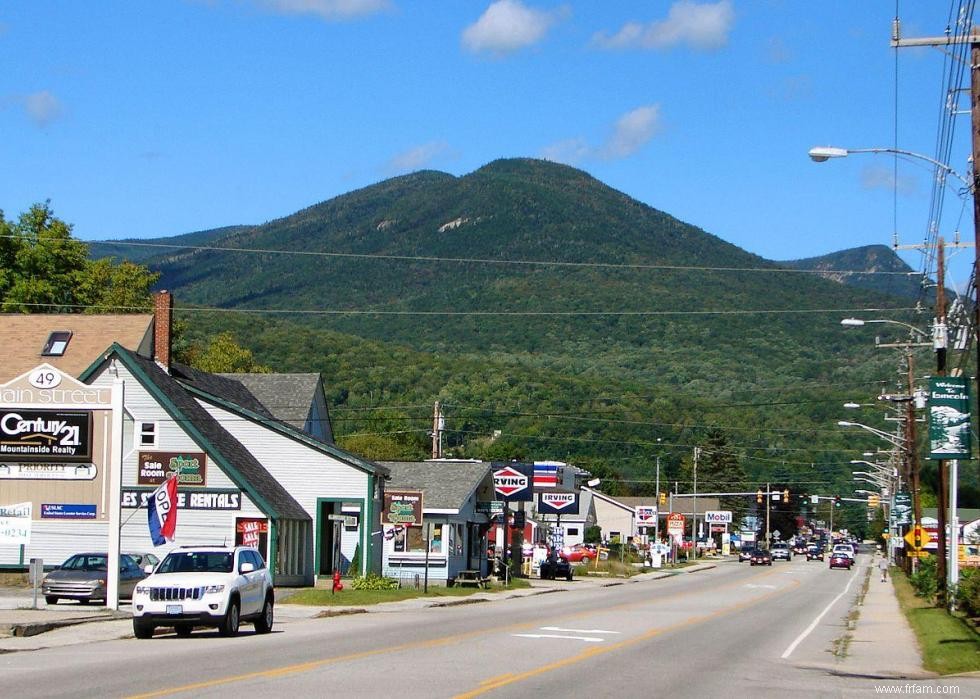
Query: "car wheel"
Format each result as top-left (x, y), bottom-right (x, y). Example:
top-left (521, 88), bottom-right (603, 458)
top-left (174, 624), bottom-right (193, 638)
top-left (581, 556), bottom-right (590, 565)
top-left (45, 596), bottom-right (58, 605)
top-left (254, 594), bottom-right (274, 634)
top-left (133, 619), bottom-right (155, 639)
top-left (768, 562), bottom-right (772, 566)
top-left (566, 572), bottom-right (573, 582)
top-left (219, 599), bottom-right (240, 637)
top-left (540, 570), bottom-right (548, 579)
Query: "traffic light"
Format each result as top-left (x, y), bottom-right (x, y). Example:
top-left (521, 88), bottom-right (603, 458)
top-left (659, 492), bottom-right (666, 506)
top-left (868, 494), bottom-right (880, 508)
top-left (783, 489), bottom-right (789, 503)
top-left (756, 489), bottom-right (763, 504)
top-left (834, 495), bottom-right (842, 508)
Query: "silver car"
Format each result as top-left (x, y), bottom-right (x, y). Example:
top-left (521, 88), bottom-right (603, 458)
top-left (42, 552), bottom-right (147, 605)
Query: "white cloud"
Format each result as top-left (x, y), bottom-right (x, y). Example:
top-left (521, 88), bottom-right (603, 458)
top-left (599, 105), bottom-right (662, 159)
top-left (861, 165), bottom-right (918, 197)
top-left (386, 141), bottom-right (449, 174)
top-left (23, 91), bottom-right (64, 127)
top-left (462, 0), bottom-right (560, 56)
top-left (541, 104), bottom-right (662, 164)
top-left (253, 0), bottom-right (389, 21)
top-left (593, 0), bottom-right (734, 51)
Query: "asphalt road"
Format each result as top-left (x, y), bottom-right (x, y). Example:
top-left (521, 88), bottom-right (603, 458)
top-left (0, 556), bottom-right (927, 698)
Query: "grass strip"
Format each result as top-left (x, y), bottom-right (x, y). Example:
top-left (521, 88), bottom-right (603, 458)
top-left (892, 569), bottom-right (980, 675)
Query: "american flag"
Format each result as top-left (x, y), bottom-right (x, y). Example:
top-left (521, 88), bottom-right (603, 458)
top-left (533, 462), bottom-right (561, 488)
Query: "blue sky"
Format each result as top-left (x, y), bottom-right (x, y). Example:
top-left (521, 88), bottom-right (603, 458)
top-left (2, 1), bottom-right (975, 287)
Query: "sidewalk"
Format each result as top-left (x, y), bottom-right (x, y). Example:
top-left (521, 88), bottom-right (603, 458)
top-left (0, 562), bottom-right (716, 652)
top-left (831, 561), bottom-right (933, 680)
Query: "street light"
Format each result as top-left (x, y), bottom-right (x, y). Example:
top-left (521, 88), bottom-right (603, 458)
top-left (840, 318), bottom-right (933, 348)
top-left (837, 421), bottom-right (908, 450)
top-left (808, 146), bottom-right (970, 189)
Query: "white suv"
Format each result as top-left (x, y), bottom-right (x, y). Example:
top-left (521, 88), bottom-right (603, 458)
top-left (131, 546), bottom-right (274, 639)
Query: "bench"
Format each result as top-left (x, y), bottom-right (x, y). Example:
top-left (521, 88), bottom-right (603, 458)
top-left (452, 570), bottom-right (487, 589)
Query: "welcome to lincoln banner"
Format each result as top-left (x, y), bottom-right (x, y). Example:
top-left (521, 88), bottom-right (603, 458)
top-left (928, 376), bottom-right (972, 460)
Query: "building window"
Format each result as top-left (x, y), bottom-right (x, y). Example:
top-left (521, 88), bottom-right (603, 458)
top-left (567, 527), bottom-right (579, 536)
top-left (41, 331), bottom-right (72, 356)
top-left (138, 422), bottom-right (157, 447)
top-left (402, 524), bottom-right (443, 554)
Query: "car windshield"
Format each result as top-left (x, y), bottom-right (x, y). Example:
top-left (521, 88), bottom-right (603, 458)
top-left (62, 554), bottom-right (107, 571)
top-left (158, 551), bottom-right (234, 574)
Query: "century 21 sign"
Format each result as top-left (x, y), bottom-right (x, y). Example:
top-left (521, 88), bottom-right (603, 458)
top-left (0, 409), bottom-right (92, 462)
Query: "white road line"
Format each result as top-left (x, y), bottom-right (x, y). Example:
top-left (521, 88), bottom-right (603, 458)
top-left (539, 627), bottom-right (621, 634)
top-left (745, 584), bottom-right (776, 589)
top-left (780, 567), bottom-right (861, 659)
top-left (513, 634), bottom-right (605, 643)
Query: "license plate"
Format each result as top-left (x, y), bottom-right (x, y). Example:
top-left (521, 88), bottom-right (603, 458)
top-left (166, 605), bottom-right (182, 615)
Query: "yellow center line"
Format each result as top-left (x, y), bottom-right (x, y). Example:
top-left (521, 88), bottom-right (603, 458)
top-left (126, 566), bottom-right (791, 699)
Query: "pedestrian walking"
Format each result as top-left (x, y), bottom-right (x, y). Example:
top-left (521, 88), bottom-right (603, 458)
top-left (878, 556), bottom-right (889, 582)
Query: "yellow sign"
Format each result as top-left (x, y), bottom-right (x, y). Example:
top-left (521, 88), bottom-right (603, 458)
top-left (904, 526), bottom-right (931, 550)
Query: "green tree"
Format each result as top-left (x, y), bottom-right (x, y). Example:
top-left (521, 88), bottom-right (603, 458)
top-left (190, 332), bottom-right (272, 373)
top-left (698, 429), bottom-right (748, 523)
top-left (0, 202), bottom-right (158, 313)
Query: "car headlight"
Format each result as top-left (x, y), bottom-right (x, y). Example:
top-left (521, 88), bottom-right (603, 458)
top-left (204, 584), bottom-right (225, 594)
top-left (93, 579), bottom-right (107, 588)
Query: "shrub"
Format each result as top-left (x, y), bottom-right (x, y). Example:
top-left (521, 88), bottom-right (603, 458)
top-left (909, 555), bottom-right (937, 600)
top-left (350, 574), bottom-right (399, 591)
top-left (954, 567), bottom-right (980, 618)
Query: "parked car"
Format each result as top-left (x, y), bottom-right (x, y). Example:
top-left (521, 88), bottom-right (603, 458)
top-left (560, 544), bottom-right (597, 564)
top-left (539, 553), bottom-right (573, 581)
top-left (127, 552), bottom-right (160, 571)
top-left (131, 545), bottom-right (274, 639)
top-left (770, 543), bottom-right (791, 561)
top-left (42, 552), bottom-right (147, 605)
top-left (749, 549), bottom-right (772, 566)
top-left (829, 552), bottom-right (852, 570)
top-left (805, 545), bottom-right (824, 561)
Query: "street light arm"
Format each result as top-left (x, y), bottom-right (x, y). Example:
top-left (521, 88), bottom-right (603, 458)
top-left (840, 317), bottom-right (929, 341)
top-left (809, 146), bottom-right (971, 188)
top-left (838, 421), bottom-right (908, 450)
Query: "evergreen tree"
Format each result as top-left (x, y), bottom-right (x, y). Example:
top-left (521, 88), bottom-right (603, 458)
top-left (698, 429), bottom-right (748, 524)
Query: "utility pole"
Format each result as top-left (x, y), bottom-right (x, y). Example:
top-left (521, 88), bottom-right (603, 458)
top-left (692, 447), bottom-right (700, 556)
top-left (936, 239), bottom-right (949, 605)
top-left (892, 15), bottom-right (979, 608)
top-left (431, 401), bottom-right (443, 459)
top-left (654, 452), bottom-right (661, 546)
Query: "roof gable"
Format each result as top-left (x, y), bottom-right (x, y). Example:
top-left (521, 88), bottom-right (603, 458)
top-left (380, 461), bottom-right (492, 511)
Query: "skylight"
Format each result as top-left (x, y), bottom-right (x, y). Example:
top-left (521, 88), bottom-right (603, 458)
top-left (42, 330), bottom-right (72, 356)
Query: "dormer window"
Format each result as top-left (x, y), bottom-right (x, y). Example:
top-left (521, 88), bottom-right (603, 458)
top-left (42, 331), bottom-right (72, 356)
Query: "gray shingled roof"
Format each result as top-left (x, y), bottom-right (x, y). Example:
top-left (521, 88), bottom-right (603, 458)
top-left (170, 363), bottom-right (273, 417)
top-left (104, 347), bottom-right (310, 521)
top-left (219, 373), bottom-right (323, 433)
top-left (379, 461), bottom-right (491, 511)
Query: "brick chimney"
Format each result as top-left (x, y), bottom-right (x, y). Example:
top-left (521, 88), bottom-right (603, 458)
top-left (153, 290), bottom-right (173, 372)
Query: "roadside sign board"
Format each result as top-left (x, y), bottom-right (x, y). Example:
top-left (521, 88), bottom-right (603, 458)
top-left (904, 525), bottom-right (931, 551)
top-left (476, 500), bottom-right (504, 516)
top-left (928, 376), bottom-right (972, 459)
top-left (538, 490), bottom-right (578, 515)
top-left (635, 505), bottom-right (657, 526)
top-left (491, 462), bottom-right (534, 502)
top-left (704, 510), bottom-right (732, 524)
top-left (382, 490), bottom-right (423, 526)
top-left (667, 512), bottom-right (685, 541)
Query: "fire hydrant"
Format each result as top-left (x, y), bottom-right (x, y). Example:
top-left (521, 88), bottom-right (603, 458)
top-left (332, 570), bottom-right (343, 594)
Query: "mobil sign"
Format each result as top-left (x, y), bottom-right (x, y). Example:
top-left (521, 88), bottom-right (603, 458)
top-left (538, 490), bottom-right (578, 515)
top-left (492, 462), bottom-right (534, 502)
top-left (704, 510), bottom-right (732, 525)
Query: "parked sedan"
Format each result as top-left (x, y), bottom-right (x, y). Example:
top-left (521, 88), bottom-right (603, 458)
top-left (829, 552), bottom-right (852, 570)
top-left (749, 549), bottom-right (772, 566)
top-left (42, 552), bottom-right (147, 605)
top-left (539, 554), bottom-right (573, 581)
top-left (560, 544), bottom-right (597, 564)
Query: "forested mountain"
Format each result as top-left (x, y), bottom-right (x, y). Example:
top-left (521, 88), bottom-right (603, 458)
top-left (780, 245), bottom-right (927, 299)
top-left (89, 225), bottom-right (251, 263)
top-left (90, 158), bottom-right (966, 513)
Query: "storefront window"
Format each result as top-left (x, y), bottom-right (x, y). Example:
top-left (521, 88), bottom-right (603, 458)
top-left (395, 524), bottom-right (445, 554)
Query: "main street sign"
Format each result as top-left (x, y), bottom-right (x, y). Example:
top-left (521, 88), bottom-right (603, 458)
top-left (492, 462), bottom-right (534, 501)
top-left (928, 376), bottom-right (972, 459)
